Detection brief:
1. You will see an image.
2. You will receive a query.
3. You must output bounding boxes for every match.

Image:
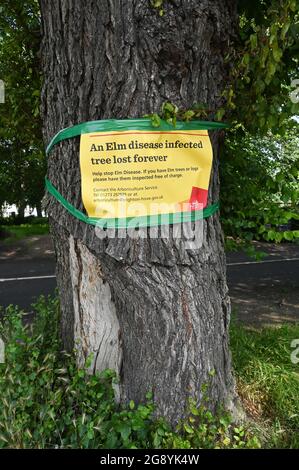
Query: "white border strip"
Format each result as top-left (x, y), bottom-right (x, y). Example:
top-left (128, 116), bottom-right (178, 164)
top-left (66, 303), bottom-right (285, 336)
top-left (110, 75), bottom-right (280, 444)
top-left (227, 257), bottom-right (299, 266)
top-left (0, 275), bottom-right (56, 282)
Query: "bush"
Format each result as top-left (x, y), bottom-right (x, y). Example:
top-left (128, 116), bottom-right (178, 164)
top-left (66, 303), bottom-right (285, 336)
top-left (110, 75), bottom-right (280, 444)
top-left (0, 223), bottom-right (49, 241)
top-left (0, 296), bottom-right (261, 449)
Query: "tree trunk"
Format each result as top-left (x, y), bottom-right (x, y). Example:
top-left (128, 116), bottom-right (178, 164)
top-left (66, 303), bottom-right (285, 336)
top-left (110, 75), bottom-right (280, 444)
top-left (40, 0), bottom-right (238, 425)
top-left (17, 204), bottom-right (26, 219)
top-left (36, 202), bottom-right (43, 218)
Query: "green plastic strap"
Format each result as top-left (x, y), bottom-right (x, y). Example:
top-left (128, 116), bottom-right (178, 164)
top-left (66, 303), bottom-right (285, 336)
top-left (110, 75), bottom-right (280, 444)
top-left (46, 118), bottom-right (225, 226)
top-left (45, 178), bottom-right (219, 229)
top-left (46, 118), bottom-right (228, 155)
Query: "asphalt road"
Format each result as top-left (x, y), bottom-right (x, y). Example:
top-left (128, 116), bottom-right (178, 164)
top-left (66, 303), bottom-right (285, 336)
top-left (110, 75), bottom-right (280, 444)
top-left (0, 258), bottom-right (56, 312)
top-left (0, 242), bottom-right (299, 313)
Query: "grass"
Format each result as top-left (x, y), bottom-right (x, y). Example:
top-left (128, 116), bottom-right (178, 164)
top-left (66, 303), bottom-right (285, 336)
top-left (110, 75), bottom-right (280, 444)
top-left (230, 321), bottom-right (299, 448)
top-left (0, 223), bottom-right (49, 242)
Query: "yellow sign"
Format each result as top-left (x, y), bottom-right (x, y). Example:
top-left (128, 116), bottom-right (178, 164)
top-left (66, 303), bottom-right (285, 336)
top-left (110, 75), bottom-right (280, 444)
top-left (79, 130), bottom-right (213, 220)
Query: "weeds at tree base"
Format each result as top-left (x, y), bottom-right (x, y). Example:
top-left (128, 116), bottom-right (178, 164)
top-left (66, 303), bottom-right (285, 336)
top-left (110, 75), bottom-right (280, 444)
top-left (0, 296), bottom-right (297, 448)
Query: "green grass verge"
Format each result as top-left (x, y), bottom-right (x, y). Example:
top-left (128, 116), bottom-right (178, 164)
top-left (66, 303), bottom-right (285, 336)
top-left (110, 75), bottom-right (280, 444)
top-left (230, 321), bottom-right (299, 448)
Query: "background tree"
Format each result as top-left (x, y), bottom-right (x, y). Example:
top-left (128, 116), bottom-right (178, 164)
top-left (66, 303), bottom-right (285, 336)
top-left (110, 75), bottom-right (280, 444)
top-left (220, 0), bottom-right (299, 248)
top-left (226, 0), bottom-right (299, 132)
top-left (221, 126), bottom-right (299, 247)
top-left (0, 0), bottom-right (44, 217)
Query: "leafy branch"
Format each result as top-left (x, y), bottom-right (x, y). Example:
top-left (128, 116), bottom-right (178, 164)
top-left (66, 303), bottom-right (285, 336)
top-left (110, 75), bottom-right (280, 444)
top-left (145, 101), bottom-right (218, 127)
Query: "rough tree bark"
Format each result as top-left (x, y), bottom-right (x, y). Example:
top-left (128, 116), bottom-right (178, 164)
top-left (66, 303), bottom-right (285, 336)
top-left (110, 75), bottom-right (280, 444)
top-left (40, 0), bottom-right (238, 425)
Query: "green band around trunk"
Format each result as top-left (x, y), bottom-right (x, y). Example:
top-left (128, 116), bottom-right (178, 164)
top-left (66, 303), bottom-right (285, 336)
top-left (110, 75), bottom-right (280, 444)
top-left (46, 118), bottom-right (228, 155)
top-left (45, 178), bottom-right (219, 228)
top-left (45, 119), bottom-right (225, 227)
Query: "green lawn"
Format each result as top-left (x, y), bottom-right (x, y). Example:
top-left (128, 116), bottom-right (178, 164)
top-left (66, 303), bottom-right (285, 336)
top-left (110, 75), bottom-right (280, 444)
top-left (230, 321), bottom-right (299, 448)
top-left (0, 223), bottom-right (49, 242)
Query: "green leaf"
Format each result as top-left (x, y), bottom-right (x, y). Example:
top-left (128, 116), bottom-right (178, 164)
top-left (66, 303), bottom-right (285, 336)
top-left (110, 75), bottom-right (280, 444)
top-left (272, 46), bottom-right (283, 62)
top-left (150, 113), bottom-right (161, 128)
top-left (290, 0), bottom-right (297, 12)
top-left (183, 423), bottom-right (194, 434)
top-left (249, 34), bottom-right (257, 50)
top-left (162, 102), bottom-right (176, 114)
top-left (182, 110), bottom-right (195, 121)
top-left (118, 423), bottom-right (132, 442)
top-left (129, 400), bottom-right (135, 410)
top-left (281, 22), bottom-right (291, 40)
top-left (216, 108), bottom-right (226, 121)
top-left (283, 231), bottom-right (294, 241)
top-left (242, 53), bottom-right (250, 66)
top-left (146, 391), bottom-right (153, 400)
top-left (151, 0), bottom-right (163, 8)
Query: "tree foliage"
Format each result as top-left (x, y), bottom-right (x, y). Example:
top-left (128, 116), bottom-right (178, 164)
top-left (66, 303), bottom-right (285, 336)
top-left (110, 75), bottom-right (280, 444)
top-left (221, 125), bottom-right (299, 245)
top-left (0, 0), bottom-right (44, 215)
top-left (220, 0), bottom-right (299, 244)
top-left (150, 0), bottom-right (299, 245)
top-left (0, 296), bottom-right (260, 449)
top-left (223, 0), bottom-right (299, 134)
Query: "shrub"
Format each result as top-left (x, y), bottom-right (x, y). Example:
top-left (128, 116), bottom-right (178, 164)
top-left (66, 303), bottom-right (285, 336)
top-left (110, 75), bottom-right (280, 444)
top-left (0, 296), bottom-right (260, 449)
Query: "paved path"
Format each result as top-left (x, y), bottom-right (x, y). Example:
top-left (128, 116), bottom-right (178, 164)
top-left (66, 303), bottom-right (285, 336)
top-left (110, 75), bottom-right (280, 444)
top-left (227, 265), bottom-right (299, 327)
top-left (0, 236), bottom-right (298, 326)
